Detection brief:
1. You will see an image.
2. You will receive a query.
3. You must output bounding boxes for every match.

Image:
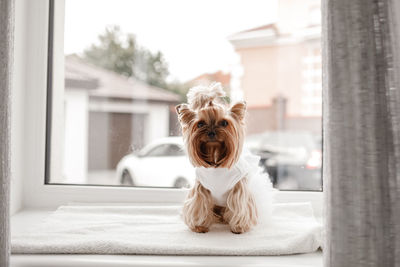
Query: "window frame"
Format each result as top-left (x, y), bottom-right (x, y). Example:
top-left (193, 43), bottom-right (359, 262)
top-left (18, 0), bottom-right (323, 217)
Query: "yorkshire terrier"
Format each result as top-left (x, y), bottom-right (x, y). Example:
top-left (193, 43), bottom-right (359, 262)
top-left (176, 83), bottom-right (273, 234)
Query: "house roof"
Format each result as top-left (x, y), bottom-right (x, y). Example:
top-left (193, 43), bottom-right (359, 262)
top-left (233, 23), bottom-right (280, 36)
top-left (228, 23), bottom-right (320, 49)
top-left (227, 23), bottom-right (280, 48)
top-left (65, 56), bottom-right (180, 103)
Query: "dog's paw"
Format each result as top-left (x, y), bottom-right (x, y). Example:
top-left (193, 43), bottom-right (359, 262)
top-left (192, 226), bottom-right (209, 233)
top-left (230, 225), bottom-right (250, 234)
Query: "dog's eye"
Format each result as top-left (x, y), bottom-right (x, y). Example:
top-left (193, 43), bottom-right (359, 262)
top-left (220, 120), bottom-right (228, 127)
top-left (197, 121), bottom-right (205, 128)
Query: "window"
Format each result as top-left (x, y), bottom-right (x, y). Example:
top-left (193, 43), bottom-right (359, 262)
top-left (145, 144), bottom-right (184, 157)
top-left (301, 42), bottom-right (322, 117)
top-left (46, 0), bottom-right (322, 192)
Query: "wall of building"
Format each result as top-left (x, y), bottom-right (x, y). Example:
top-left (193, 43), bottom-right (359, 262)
top-left (147, 104), bottom-right (169, 144)
top-left (245, 97), bottom-right (321, 136)
top-left (63, 90), bottom-right (89, 183)
top-left (246, 107), bottom-right (276, 135)
top-left (237, 43), bottom-right (307, 117)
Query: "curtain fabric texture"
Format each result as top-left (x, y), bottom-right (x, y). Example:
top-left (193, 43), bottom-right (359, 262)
top-left (323, 0), bottom-right (400, 266)
top-left (0, 0), bottom-right (14, 266)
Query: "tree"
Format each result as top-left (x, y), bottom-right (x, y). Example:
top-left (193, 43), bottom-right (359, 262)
top-left (166, 80), bottom-right (191, 102)
top-left (83, 26), bottom-right (169, 88)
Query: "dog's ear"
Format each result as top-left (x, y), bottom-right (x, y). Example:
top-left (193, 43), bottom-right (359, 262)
top-left (176, 104), bottom-right (196, 126)
top-left (230, 101), bottom-right (246, 121)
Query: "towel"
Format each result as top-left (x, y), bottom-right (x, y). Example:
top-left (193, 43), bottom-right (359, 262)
top-left (11, 203), bottom-right (322, 256)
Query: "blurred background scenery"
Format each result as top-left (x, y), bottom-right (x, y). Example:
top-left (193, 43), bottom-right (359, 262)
top-left (55, 0), bottom-right (322, 190)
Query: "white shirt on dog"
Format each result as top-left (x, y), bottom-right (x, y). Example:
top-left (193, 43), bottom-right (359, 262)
top-left (195, 156), bottom-right (252, 206)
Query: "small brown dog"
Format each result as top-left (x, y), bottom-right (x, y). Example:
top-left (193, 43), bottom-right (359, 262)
top-left (176, 83), bottom-right (272, 234)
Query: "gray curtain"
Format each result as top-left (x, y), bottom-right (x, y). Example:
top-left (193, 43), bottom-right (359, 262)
top-left (323, 0), bottom-right (400, 266)
top-left (0, 0), bottom-right (14, 266)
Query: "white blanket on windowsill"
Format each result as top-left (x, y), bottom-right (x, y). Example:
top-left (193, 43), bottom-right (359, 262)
top-left (11, 203), bottom-right (322, 256)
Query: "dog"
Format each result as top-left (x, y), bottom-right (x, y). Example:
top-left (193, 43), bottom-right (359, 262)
top-left (176, 83), bottom-right (273, 234)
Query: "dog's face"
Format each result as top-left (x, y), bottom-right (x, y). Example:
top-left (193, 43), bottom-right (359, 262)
top-left (176, 101), bottom-right (246, 168)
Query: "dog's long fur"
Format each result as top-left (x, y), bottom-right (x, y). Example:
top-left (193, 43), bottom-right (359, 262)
top-left (182, 181), bottom-right (214, 233)
top-left (224, 178), bottom-right (258, 233)
top-left (176, 83), bottom-right (258, 234)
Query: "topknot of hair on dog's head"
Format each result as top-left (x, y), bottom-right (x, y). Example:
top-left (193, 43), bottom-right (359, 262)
top-left (186, 82), bottom-right (226, 110)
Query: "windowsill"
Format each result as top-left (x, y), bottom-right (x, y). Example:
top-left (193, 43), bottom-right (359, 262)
top-left (11, 253), bottom-right (323, 267)
top-left (11, 208), bottom-right (323, 267)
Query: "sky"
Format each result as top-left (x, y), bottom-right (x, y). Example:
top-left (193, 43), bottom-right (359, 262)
top-left (64, 0), bottom-right (278, 82)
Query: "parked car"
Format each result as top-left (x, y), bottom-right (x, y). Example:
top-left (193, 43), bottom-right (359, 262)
top-left (245, 131), bottom-right (322, 191)
top-left (116, 137), bottom-right (195, 188)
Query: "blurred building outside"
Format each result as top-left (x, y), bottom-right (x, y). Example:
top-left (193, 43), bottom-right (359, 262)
top-left (228, 0), bottom-right (322, 135)
top-left (62, 56), bottom-right (180, 184)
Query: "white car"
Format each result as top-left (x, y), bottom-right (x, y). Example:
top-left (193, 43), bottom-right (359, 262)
top-left (116, 137), bottom-right (195, 188)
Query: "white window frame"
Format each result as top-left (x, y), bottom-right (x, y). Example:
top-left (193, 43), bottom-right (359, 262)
top-left (17, 0), bottom-right (323, 217)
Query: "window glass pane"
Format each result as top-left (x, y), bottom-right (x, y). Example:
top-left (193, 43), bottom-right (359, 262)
top-left (146, 145), bottom-right (170, 157)
top-left (51, 0), bottom-right (322, 190)
top-left (166, 145), bottom-right (185, 157)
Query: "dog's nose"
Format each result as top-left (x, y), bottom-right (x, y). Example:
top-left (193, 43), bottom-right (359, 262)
top-left (207, 131), bottom-right (216, 139)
